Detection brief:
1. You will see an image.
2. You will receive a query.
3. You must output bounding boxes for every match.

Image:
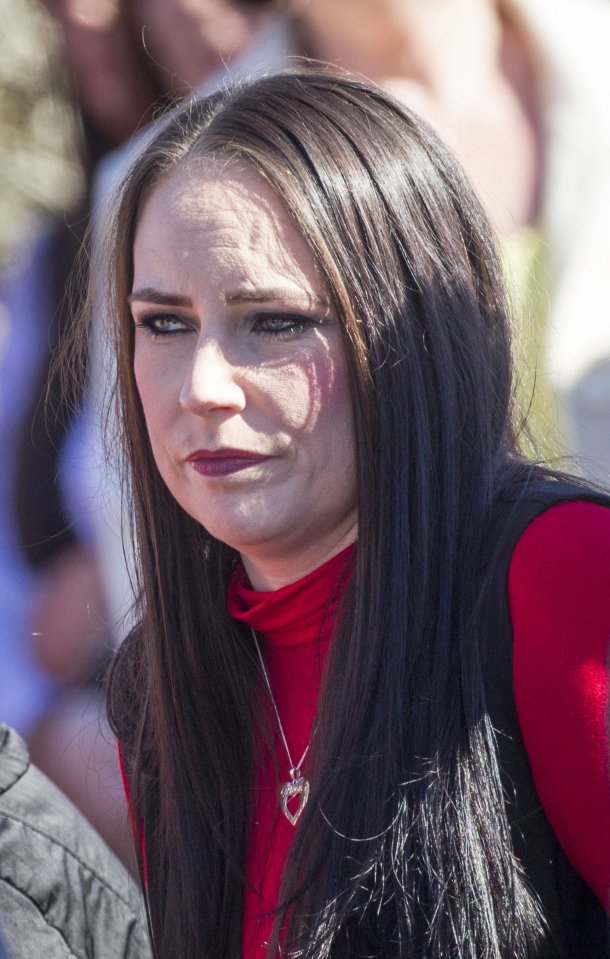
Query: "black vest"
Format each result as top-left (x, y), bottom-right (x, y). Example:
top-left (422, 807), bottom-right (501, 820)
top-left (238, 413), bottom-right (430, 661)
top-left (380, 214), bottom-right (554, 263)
top-left (481, 480), bottom-right (610, 957)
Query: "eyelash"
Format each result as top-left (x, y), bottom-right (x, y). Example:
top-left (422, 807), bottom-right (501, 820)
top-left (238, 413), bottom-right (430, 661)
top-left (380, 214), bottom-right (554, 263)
top-left (250, 312), bottom-right (321, 338)
top-left (134, 311), bottom-right (322, 340)
top-left (134, 314), bottom-right (189, 338)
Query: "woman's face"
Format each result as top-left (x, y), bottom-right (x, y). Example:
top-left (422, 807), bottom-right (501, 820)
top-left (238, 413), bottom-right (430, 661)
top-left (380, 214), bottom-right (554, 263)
top-left (130, 162), bottom-right (358, 587)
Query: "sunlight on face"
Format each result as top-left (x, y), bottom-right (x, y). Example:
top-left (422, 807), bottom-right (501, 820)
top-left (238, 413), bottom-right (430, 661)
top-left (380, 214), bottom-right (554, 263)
top-left (130, 162), bottom-right (358, 587)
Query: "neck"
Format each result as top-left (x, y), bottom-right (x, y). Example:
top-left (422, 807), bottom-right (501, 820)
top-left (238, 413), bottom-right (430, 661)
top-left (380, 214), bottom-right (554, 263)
top-left (240, 525), bottom-right (358, 591)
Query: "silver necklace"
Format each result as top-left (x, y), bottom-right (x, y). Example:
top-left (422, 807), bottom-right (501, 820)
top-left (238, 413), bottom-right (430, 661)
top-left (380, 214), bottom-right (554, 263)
top-left (251, 627), bottom-right (311, 826)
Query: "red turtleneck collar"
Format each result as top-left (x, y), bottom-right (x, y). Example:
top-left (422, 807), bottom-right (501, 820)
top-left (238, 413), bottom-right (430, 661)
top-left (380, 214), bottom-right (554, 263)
top-left (226, 543), bottom-right (356, 648)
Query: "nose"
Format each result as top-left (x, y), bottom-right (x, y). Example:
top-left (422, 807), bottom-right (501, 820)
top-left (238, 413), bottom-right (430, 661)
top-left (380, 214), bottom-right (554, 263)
top-left (179, 337), bottom-right (246, 415)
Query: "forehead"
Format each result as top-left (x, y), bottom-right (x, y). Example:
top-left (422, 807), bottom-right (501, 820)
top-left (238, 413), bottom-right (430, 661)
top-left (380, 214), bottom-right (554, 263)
top-left (132, 160), bottom-right (324, 299)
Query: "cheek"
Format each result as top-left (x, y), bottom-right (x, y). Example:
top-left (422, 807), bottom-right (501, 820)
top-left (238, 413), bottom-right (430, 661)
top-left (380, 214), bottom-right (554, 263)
top-left (133, 353), bottom-right (158, 431)
top-left (261, 349), bottom-right (353, 438)
top-left (133, 357), bottom-right (184, 503)
top-left (133, 347), bottom-right (178, 456)
top-left (305, 350), bottom-right (354, 448)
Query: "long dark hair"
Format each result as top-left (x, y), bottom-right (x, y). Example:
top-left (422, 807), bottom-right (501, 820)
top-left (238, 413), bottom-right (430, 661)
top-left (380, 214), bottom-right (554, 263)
top-left (101, 71), bottom-right (547, 957)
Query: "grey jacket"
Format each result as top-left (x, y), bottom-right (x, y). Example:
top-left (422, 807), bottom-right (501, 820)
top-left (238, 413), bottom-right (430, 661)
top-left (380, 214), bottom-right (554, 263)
top-left (0, 723), bottom-right (152, 958)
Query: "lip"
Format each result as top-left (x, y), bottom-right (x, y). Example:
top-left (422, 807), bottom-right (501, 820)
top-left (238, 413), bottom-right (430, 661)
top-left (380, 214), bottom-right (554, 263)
top-left (185, 448), bottom-right (271, 478)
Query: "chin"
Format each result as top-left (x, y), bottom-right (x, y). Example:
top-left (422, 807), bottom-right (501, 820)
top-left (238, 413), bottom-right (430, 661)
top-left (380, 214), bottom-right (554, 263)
top-left (182, 486), bottom-right (295, 548)
top-left (190, 510), bottom-right (285, 554)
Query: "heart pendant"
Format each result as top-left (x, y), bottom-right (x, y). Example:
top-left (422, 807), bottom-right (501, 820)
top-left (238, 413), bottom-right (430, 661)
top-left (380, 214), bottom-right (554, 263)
top-left (279, 775), bottom-right (310, 826)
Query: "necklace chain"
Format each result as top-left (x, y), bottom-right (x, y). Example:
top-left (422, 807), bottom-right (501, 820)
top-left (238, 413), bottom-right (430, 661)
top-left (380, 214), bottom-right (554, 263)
top-left (251, 627), bottom-right (311, 777)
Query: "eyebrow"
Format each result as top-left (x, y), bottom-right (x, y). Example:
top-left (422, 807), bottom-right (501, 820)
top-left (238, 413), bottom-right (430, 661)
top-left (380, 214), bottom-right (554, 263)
top-left (128, 289), bottom-right (193, 307)
top-left (128, 287), bottom-right (329, 309)
top-left (226, 288), bottom-right (329, 308)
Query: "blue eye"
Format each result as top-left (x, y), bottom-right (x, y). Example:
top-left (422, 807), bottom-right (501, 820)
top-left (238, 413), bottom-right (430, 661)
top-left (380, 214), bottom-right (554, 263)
top-left (136, 314), bottom-right (189, 337)
top-left (250, 312), bottom-right (319, 338)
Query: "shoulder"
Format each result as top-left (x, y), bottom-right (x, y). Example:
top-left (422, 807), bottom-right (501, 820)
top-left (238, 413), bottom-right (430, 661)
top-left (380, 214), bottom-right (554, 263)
top-left (508, 496), bottom-right (610, 732)
top-left (509, 498), bottom-right (610, 643)
top-left (0, 723), bottom-right (151, 959)
top-left (506, 500), bottom-right (610, 906)
top-left (509, 494), bottom-right (610, 565)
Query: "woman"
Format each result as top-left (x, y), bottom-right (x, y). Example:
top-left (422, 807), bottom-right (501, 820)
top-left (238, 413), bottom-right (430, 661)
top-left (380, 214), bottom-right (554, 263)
top-left (94, 71), bottom-right (610, 957)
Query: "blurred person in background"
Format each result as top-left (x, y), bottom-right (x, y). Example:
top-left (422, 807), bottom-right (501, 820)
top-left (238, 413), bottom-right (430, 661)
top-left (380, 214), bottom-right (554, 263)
top-left (0, 0), bottom-right (164, 862)
top-left (287, 0), bottom-right (610, 479)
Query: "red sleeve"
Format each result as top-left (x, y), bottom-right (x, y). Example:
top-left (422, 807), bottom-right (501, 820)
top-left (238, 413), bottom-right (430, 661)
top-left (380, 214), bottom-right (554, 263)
top-left (509, 500), bottom-right (610, 908)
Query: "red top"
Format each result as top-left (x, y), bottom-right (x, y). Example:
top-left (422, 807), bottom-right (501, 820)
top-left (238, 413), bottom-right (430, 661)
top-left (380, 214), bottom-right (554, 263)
top-left (509, 500), bottom-right (610, 906)
top-left (119, 502), bottom-right (610, 956)
top-left (228, 503), bottom-right (610, 957)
